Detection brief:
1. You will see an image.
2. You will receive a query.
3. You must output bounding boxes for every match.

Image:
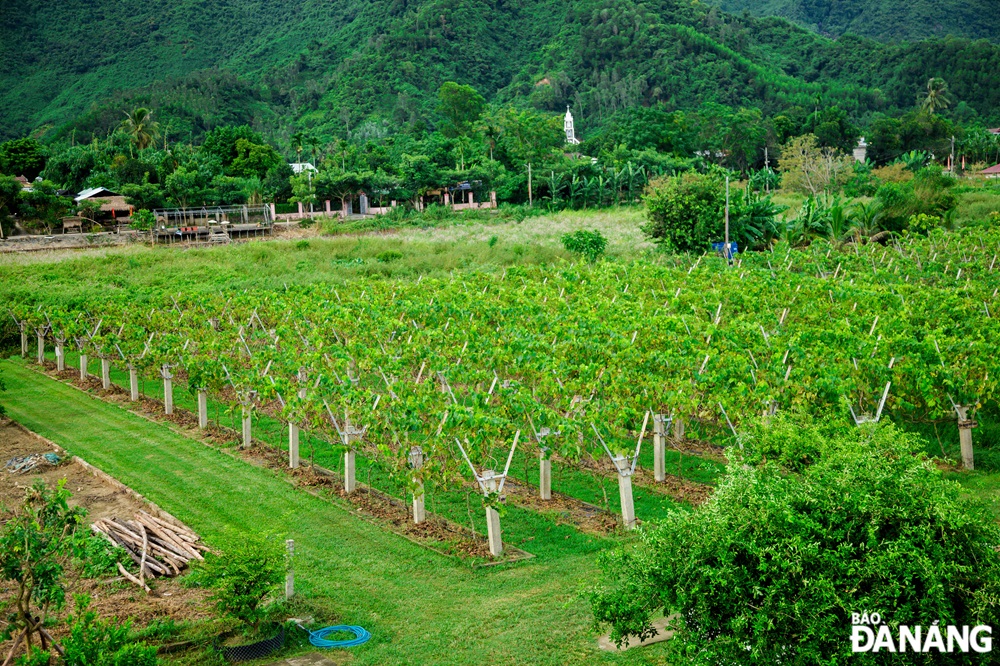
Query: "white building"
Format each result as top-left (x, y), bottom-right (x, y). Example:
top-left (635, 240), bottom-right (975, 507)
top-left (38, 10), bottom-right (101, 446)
top-left (564, 107), bottom-right (581, 146)
top-left (853, 137), bottom-right (868, 163)
top-left (290, 162), bottom-right (318, 174)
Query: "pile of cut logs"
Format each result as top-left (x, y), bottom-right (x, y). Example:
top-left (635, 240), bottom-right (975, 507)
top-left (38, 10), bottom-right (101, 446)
top-left (91, 510), bottom-right (207, 592)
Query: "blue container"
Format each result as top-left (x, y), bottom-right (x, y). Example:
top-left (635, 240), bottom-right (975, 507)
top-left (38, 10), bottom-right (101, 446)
top-left (711, 242), bottom-right (738, 259)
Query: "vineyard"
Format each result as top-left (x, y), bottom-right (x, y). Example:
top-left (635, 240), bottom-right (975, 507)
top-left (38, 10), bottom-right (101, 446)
top-left (3, 226), bottom-right (998, 561)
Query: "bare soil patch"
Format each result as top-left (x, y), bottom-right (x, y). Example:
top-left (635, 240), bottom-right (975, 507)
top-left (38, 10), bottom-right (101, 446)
top-left (0, 418), bottom-right (213, 651)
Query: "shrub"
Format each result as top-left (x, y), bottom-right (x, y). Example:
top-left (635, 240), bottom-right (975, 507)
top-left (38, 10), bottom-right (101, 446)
top-left (295, 240), bottom-right (310, 250)
top-left (376, 250), bottom-right (403, 263)
top-left (129, 209), bottom-right (155, 231)
top-left (193, 533), bottom-right (286, 632)
top-left (561, 229), bottom-right (607, 262)
top-left (62, 595), bottom-right (157, 666)
top-left (907, 212), bottom-right (942, 234)
top-left (642, 171), bottom-right (725, 252)
top-left (590, 421), bottom-right (1000, 662)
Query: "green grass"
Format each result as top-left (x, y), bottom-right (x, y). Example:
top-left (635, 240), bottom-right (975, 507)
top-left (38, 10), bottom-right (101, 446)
top-left (0, 358), bottom-right (676, 665)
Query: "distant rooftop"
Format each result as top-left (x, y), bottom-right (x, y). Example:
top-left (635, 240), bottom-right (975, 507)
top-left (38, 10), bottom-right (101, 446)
top-left (290, 162), bottom-right (318, 174)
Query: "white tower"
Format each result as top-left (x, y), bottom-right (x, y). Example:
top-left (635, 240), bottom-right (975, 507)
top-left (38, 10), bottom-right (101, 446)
top-left (564, 107), bottom-right (580, 145)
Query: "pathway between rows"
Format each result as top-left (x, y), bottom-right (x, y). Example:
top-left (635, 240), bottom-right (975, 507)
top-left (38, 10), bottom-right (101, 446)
top-left (0, 360), bottom-right (631, 666)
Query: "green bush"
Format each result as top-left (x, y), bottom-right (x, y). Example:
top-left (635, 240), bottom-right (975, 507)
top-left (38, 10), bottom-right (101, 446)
top-left (376, 250), bottom-right (403, 263)
top-left (560, 229), bottom-right (607, 262)
top-left (642, 172), bottom-right (725, 252)
top-left (62, 595), bottom-right (157, 666)
top-left (192, 532), bottom-right (286, 632)
top-left (129, 209), bottom-right (155, 231)
top-left (590, 421), bottom-right (1000, 662)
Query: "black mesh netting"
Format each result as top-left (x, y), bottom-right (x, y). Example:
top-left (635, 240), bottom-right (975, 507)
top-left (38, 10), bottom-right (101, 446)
top-left (220, 626), bottom-right (285, 662)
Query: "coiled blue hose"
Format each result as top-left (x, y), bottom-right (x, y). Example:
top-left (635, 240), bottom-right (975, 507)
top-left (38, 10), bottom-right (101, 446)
top-left (298, 624), bottom-right (371, 648)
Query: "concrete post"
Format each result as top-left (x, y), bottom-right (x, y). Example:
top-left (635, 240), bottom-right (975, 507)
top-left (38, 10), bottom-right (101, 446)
top-left (289, 422), bottom-right (300, 468)
top-left (618, 474), bottom-right (637, 530)
top-left (344, 449), bottom-right (357, 493)
top-left (539, 450), bottom-right (552, 500)
top-left (613, 454), bottom-right (637, 530)
top-left (162, 366), bottom-right (173, 415)
top-left (197, 390), bottom-right (208, 428)
top-left (297, 202), bottom-right (303, 216)
top-left (653, 414), bottom-right (667, 482)
top-left (20, 324), bottom-right (27, 357)
top-left (36, 331), bottom-right (44, 365)
top-left (242, 407), bottom-right (252, 448)
top-left (409, 446), bottom-right (425, 524)
top-left (483, 471), bottom-right (503, 557)
top-left (55, 343), bottom-right (65, 371)
top-left (269, 202), bottom-right (276, 219)
top-left (673, 417), bottom-right (685, 441)
top-left (100, 358), bottom-right (111, 389)
top-left (325, 200), bottom-right (331, 214)
top-left (80, 354), bottom-right (88, 381)
top-left (956, 405), bottom-right (976, 471)
top-left (129, 366), bottom-right (139, 401)
top-left (285, 539), bottom-right (294, 601)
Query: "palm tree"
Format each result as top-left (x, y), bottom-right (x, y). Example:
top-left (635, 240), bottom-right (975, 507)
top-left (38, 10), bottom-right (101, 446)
top-left (922, 78), bottom-right (951, 115)
top-left (847, 201), bottom-right (889, 245)
top-left (121, 108), bottom-right (159, 153)
top-left (291, 131), bottom-right (305, 165)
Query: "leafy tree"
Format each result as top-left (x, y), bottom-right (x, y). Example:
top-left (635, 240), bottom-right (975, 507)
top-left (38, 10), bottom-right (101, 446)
top-left (201, 125), bottom-right (265, 166)
top-left (642, 171), bottom-right (725, 252)
top-left (229, 139), bottom-right (282, 180)
top-left (130, 209), bottom-right (155, 231)
top-left (0, 174), bottom-right (21, 238)
top-left (0, 138), bottom-right (45, 180)
top-left (164, 165), bottom-right (207, 209)
top-left (17, 180), bottom-right (69, 233)
top-left (120, 179), bottom-right (166, 211)
top-left (779, 134), bottom-right (854, 196)
top-left (590, 421), bottom-right (1000, 662)
top-left (490, 107), bottom-right (564, 166)
top-left (803, 106), bottom-right (859, 154)
top-left (437, 82), bottom-right (485, 138)
top-left (0, 480), bottom-right (86, 662)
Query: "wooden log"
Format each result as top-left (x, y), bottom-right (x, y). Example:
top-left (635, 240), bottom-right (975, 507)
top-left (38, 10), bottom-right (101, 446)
top-left (101, 520), bottom-right (170, 575)
top-left (118, 561), bottom-right (151, 593)
top-left (136, 514), bottom-right (200, 561)
top-left (99, 524), bottom-right (164, 576)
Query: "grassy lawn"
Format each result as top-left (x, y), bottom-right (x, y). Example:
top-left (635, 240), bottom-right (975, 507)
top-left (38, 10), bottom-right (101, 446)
top-left (0, 358), bottom-right (674, 665)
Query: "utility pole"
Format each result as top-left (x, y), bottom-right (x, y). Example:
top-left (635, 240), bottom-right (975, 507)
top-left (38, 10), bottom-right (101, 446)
top-left (308, 170), bottom-right (314, 214)
top-left (527, 163), bottom-right (533, 207)
top-left (724, 175), bottom-right (731, 264)
top-left (764, 147), bottom-right (771, 194)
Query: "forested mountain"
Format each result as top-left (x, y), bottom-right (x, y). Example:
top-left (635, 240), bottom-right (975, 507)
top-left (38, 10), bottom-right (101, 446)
top-left (708, 0), bottom-right (1000, 42)
top-left (2, 0), bottom-right (1000, 147)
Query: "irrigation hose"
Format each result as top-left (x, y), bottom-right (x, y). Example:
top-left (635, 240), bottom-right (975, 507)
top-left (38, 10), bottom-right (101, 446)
top-left (297, 623), bottom-right (372, 648)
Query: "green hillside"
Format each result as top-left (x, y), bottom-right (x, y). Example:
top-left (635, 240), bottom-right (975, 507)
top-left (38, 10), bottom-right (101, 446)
top-left (707, 0), bottom-right (1000, 42)
top-left (2, 0), bottom-right (1000, 145)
